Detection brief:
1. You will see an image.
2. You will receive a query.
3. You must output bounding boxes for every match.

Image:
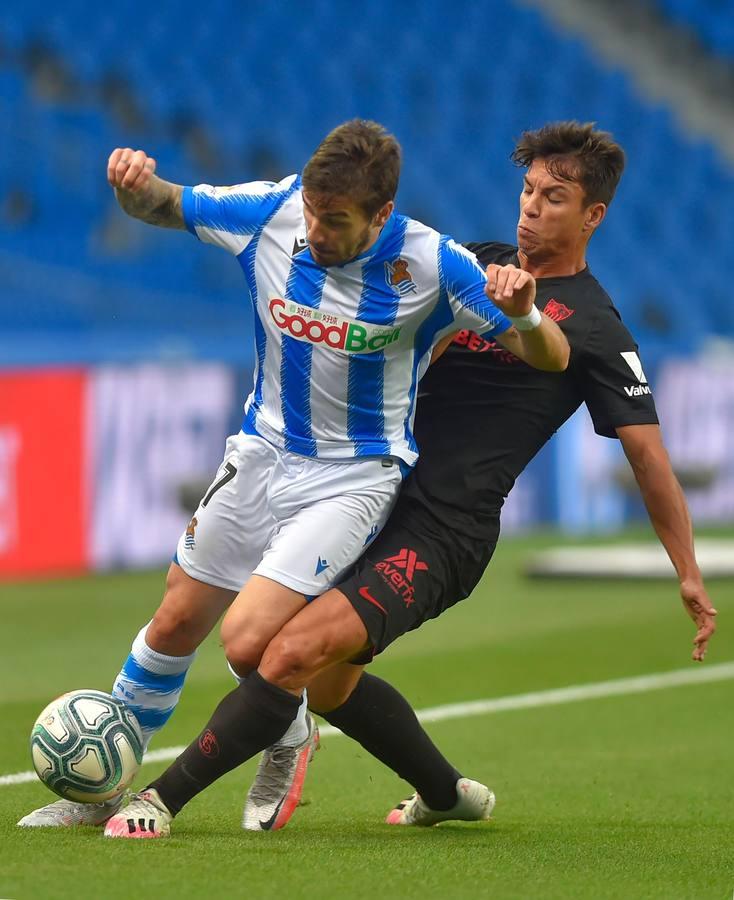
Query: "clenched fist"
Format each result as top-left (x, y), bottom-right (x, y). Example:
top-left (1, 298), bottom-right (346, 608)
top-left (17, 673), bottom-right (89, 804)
top-left (485, 264), bottom-right (536, 318)
top-left (107, 148), bottom-right (157, 193)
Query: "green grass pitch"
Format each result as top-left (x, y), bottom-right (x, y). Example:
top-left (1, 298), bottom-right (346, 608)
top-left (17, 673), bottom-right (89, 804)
top-left (1, 531), bottom-right (732, 900)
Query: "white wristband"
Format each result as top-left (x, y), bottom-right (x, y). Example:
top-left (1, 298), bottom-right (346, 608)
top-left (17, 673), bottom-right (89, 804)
top-left (508, 305), bottom-right (542, 331)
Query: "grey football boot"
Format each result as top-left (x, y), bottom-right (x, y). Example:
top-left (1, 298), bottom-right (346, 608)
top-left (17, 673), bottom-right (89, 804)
top-left (242, 713), bottom-right (320, 831)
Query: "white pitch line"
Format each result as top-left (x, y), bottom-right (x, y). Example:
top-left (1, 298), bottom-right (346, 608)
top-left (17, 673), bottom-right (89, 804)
top-left (3, 661), bottom-right (733, 788)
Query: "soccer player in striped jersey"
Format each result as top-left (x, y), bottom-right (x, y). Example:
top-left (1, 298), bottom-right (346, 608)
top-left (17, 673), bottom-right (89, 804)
top-left (19, 120), bottom-right (568, 830)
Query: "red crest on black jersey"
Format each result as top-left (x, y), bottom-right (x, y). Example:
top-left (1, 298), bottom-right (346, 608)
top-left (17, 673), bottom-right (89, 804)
top-left (199, 729), bottom-right (220, 758)
top-left (542, 299), bottom-right (575, 322)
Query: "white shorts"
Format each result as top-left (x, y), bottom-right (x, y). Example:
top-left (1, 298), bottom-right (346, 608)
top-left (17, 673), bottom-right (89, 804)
top-left (175, 431), bottom-right (403, 596)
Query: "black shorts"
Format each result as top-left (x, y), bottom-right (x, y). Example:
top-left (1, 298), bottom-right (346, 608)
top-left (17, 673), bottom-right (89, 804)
top-left (336, 496), bottom-right (499, 660)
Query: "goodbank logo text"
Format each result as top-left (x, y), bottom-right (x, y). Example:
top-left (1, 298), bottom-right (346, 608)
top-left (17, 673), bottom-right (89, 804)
top-left (269, 298), bottom-right (402, 354)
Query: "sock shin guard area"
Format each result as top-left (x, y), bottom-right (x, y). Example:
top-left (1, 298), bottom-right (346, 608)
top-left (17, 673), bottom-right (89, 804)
top-left (112, 625), bottom-right (196, 746)
top-left (320, 672), bottom-right (461, 811)
top-left (149, 671), bottom-right (301, 815)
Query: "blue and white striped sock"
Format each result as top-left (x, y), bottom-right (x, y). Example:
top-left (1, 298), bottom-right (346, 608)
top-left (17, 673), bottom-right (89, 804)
top-left (112, 623), bottom-right (196, 750)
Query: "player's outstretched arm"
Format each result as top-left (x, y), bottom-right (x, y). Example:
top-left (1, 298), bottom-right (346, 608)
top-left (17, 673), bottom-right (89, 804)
top-left (617, 423), bottom-right (718, 661)
top-left (487, 264), bottom-right (570, 372)
top-left (107, 148), bottom-right (185, 229)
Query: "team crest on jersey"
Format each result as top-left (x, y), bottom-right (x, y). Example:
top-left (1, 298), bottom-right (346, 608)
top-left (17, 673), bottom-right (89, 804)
top-left (184, 516), bottom-right (198, 551)
top-left (542, 299), bottom-right (575, 322)
top-left (385, 258), bottom-right (417, 296)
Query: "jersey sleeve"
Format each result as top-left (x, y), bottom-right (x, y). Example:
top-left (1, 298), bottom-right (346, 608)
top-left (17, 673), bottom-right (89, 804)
top-left (181, 174), bottom-right (298, 254)
top-left (577, 307), bottom-right (659, 438)
top-left (438, 236), bottom-right (512, 336)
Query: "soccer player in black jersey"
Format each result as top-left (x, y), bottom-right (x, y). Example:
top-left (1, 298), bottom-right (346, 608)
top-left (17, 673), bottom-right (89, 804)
top-left (105, 122), bottom-right (718, 837)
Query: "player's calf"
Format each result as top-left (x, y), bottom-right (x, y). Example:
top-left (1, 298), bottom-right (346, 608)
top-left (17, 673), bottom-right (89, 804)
top-left (111, 622), bottom-right (196, 748)
top-left (111, 564), bottom-right (233, 748)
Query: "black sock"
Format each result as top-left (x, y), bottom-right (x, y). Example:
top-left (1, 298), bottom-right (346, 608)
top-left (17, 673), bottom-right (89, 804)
top-left (148, 671), bottom-right (300, 815)
top-left (317, 673), bottom-right (461, 811)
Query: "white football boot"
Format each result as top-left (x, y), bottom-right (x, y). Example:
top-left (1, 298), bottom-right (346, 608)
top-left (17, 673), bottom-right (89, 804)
top-left (17, 795), bottom-right (123, 828)
top-left (242, 714), bottom-right (320, 831)
top-left (103, 788), bottom-right (173, 839)
top-left (386, 777), bottom-right (495, 826)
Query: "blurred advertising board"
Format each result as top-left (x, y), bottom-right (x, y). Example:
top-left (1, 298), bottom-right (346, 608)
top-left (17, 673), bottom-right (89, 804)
top-left (0, 364), bottom-right (234, 579)
top-left (1, 355), bottom-right (730, 580)
top-left (0, 370), bottom-right (88, 577)
top-left (504, 354), bottom-right (734, 534)
top-left (88, 364), bottom-right (235, 570)
top-left (653, 357), bottom-right (734, 522)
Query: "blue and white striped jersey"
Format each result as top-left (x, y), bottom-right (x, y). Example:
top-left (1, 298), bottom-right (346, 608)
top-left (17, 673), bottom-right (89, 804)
top-left (182, 174), bottom-right (512, 466)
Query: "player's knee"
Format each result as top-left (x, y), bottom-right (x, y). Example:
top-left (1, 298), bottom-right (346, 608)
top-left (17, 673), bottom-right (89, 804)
top-left (259, 631), bottom-right (320, 687)
top-left (221, 629), bottom-right (267, 678)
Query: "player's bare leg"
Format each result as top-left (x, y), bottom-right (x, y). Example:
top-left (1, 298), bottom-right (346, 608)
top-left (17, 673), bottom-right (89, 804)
top-left (146, 563), bottom-right (237, 656)
top-left (18, 564), bottom-right (235, 828)
top-left (260, 590), bottom-right (493, 826)
top-left (238, 658), bottom-right (366, 832)
top-left (240, 660), bottom-right (364, 832)
top-left (106, 586), bottom-right (351, 838)
top-left (257, 588), bottom-right (371, 689)
top-left (311, 665), bottom-right (495, 826)
top-left (219, 575), bottom-right (308, 676)
top-left (236, 594), bottom-right (367, 831)
top-left (216, 573), bottom-right (320, 830)
top-left (307, 661), bottom-right (365, 711)
top-left (106, 576), bottom-right (315, 838)
top-left (113, 563), bottom-right (236, 748)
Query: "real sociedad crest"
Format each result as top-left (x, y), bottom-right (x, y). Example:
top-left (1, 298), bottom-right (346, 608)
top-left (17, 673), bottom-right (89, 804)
top-left (385, 258), bottom-right (417, 296)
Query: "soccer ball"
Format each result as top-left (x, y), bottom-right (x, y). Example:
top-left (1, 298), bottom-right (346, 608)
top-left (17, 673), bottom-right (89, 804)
top-left (30, 690), bottom-right (144, 803)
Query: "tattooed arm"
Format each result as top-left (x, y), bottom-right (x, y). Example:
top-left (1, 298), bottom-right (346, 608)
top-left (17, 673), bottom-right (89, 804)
top-left (107, 147), bottom-right (185, 229)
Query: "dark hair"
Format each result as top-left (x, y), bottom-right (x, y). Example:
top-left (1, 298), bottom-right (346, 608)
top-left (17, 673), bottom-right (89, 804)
top-left (302, 119), bottom-right (401, 218)
top-left (512, 121), bottom-right (625, 206)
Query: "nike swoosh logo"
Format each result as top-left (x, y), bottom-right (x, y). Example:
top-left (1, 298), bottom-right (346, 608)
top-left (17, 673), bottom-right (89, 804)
top-left (258, 797), bottom-right (287, 831)
top-left (358, 586), bottom-right (387, 615)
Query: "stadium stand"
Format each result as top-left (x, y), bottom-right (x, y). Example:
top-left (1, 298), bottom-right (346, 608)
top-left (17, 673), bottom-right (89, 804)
top-left (1, 0), bottom-right (733, 366)
top-left (647, 0), bottom-right (734, 59)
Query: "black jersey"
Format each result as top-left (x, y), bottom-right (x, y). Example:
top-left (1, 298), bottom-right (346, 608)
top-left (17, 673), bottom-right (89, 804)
top-left (401, 242), bottom-right (659, 540)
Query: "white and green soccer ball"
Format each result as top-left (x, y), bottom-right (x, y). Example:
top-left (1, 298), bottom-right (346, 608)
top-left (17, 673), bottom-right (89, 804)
top-left (30, 690), bottom-right (144, 803)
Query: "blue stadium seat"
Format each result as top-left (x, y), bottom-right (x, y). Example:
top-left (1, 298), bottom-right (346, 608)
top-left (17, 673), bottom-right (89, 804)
top-left (649, 0), bottom-right (734, 59)
top-left (0, 0), bottom-right (733, 365)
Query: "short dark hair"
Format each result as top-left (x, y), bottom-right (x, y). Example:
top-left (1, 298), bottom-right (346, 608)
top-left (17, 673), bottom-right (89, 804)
top-left (302, 119), bottom-right (401, 218)
top-left (512, 121), bottom-right (625, 206)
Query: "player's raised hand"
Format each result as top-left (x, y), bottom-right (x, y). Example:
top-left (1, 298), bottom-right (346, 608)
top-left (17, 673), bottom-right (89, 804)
top-left (680, 579), bottom-right (717, 661)
top-left (108, 150), bottom-right (184, 228)
top-left (107, 148), bottom-right (157, 193)
top-left (485, 264), bottom-right (536, 318)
